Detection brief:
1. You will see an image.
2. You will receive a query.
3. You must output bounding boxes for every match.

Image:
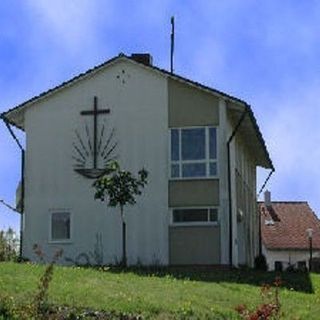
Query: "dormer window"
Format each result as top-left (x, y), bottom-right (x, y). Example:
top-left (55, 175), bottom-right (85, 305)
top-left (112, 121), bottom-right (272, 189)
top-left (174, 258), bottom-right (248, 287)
top-left (170, 127), bottom-right (217, 179)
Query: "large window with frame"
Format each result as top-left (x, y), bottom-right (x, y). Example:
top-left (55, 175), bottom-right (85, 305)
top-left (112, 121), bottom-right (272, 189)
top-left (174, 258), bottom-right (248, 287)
top-left (170, 127), bottom-right (217, 178)
top-left (50, 212), bottom-right (71, 241)
top-left (172, 208), bottom-right (218, 224)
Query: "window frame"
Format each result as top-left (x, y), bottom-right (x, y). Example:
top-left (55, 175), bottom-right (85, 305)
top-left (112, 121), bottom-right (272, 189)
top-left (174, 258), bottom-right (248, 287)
top-left (169, 126), bottom-right (218, 180)
top-left (170, 207), bottom-right (219, 227)
top-left (49, 210), bottom-right (73, 244)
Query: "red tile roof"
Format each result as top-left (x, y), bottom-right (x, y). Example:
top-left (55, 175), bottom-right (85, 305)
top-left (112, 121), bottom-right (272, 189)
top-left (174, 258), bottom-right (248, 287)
top-left (259, 202), bottom-right (320, 250)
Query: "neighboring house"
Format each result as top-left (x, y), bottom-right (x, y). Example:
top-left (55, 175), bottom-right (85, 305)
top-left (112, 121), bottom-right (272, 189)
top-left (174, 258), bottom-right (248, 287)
top-left (259, 191), bottom-right (320, 271)
top-left (1, 53), bottom-right (273, 267)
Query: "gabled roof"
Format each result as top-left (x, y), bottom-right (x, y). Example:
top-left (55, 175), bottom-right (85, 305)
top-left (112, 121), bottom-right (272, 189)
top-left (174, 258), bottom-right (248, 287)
top-left (0, 53), bottom-right (273, 169)
top-left (259, 202), bottom-right (320, 250)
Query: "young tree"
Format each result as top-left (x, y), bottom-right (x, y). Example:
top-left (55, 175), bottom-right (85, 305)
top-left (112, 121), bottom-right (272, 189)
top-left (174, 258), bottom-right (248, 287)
top-left (93, 161), bottom-right (148, 266)
top-left (0, 227), bottom-right (19, 261)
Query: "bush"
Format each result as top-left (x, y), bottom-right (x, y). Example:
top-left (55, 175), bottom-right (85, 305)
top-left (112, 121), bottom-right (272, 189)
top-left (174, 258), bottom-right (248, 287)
top-left (254, 254), bottom-right (268, 271)
top-left (235, 277), bottom-right (282, 320)
top-left (285, 264), bottom-right (295, 272)
top-left (0, 228), bottom-right (19, 262)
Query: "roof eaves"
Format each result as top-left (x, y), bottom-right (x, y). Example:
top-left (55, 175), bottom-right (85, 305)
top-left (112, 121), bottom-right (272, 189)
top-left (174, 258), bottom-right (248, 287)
top-left (266, 246), bottom-right (320, 251)
top-left (0, 54), bottom-right (126, 125)
top-left (245, 105), bottom-right (274, 170)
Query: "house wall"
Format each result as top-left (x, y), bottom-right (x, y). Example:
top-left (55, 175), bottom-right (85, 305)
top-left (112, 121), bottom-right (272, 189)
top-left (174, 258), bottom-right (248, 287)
top-left (217, 99), bottom-right (229, 265)
top-left (23, 60), bottom-right (169, 265)
top-left (169, 226), bottom-right (220, 265)
top-left (234, 134), bottom-right (257, 267)
top-left (169, 180), bottom-right (219, 207)
top-left (226, 104), bottom-right (258, 267)
top-left (20, 58), bottom-right (261, 267)
top-left (168, 78), bottom-right (221, 265)
top-left (262, 246), bottom-right (320, 270)
top-left (168, 78), bottom-right (219, 127)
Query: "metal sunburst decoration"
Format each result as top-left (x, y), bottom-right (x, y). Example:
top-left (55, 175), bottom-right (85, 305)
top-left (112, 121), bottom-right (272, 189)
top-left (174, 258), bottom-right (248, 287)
top-left (72, 122), bottom-right (117, 179)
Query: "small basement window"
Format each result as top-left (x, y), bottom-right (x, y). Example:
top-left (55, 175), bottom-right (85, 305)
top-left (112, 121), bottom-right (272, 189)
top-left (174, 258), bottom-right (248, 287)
top-left (50, 212), bottom-right (71, 242)
top-left (172, 208), bottom-right (218, 224)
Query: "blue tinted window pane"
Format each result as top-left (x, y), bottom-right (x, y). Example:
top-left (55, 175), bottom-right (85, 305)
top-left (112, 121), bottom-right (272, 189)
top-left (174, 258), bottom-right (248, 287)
top-left (171, 164), bottom-right (180, 178)
top-left (173, 209), bottom-right (208, 222)
top-left (171, 129), bottom-right (179, 161)
top-left (182, 163), bottom-right (206, 177)
top-left (209, 162), bottom-right (217, 176)
top-left (181, 128), bottom-right (205, 160)
top-left (209, 128), bottom-right (217, 159)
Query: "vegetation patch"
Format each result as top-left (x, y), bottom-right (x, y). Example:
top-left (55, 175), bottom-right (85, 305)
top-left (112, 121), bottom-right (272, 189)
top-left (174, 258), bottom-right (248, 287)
top-left (1, 262), bottom-right (320, 319)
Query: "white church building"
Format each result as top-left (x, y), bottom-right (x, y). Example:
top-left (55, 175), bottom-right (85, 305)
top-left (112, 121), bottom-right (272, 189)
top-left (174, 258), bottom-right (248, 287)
top-left (1, 53), bottom-right (273, 267)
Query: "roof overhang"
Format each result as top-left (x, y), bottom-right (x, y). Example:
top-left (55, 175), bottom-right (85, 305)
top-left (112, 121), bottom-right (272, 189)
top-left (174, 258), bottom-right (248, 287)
top-left (0, 55), bottom-right (124, 130)
top-left (227, 102), bottom-right (274, 170)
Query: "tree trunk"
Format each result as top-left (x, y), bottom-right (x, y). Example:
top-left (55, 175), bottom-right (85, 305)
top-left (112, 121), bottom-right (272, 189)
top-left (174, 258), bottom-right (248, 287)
top-left (122, 221), bottom-right (127, 267)
top-left (120, 206), bottom-right (127, 267)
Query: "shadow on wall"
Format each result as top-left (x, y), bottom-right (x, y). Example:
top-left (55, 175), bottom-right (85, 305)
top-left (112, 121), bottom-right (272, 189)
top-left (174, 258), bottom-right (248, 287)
top-left (65, 232), bottom-right (104, 266)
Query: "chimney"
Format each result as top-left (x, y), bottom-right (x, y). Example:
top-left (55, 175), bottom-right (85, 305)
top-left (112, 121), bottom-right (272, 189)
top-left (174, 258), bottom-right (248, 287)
top-left (130, 53), bottom-right (153, 66)
top-left (264, 190), bottom-right (271, 207)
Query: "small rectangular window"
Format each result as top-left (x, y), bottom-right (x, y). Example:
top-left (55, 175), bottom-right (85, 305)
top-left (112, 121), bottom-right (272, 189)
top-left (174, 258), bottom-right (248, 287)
top-left (172, 208), bottom-right (218, 224)
top-left (51, 212), bottom-right (71, 241)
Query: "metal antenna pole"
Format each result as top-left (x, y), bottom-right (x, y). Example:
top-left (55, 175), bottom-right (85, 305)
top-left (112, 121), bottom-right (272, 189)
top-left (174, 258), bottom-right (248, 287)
top-left (170, 16), bottom-right (175, 73)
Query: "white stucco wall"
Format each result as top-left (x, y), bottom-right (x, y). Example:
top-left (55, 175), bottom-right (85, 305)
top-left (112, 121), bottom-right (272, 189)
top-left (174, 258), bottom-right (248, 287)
top-left (22, 59), bottom-right (169, 265)
top-left (263, 245), bottom-right (320, 270)
top-left (225, 108), bottom-right (258, 267)
top-left (218, 99), bottom-right (229, 265)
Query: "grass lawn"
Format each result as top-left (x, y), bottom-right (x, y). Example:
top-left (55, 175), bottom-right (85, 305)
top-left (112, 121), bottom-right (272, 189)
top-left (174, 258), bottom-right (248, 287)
top-left (0, 262), bottom-right (320, 319)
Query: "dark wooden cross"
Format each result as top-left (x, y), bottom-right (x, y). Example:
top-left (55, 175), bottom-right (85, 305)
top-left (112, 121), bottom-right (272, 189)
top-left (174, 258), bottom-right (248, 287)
top-left (80, 96), bottom-right (110, 169)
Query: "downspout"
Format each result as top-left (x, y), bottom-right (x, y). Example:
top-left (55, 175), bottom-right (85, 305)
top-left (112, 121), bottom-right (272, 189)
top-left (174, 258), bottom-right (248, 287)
top-left (257, 168), bottom-right (275, 255)
top-left (20, 150), bottom-right (25, 259)
top-left (227, 108), bottom-right (248, 267)
top-left (1, 117), bottom-right (25, 259)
